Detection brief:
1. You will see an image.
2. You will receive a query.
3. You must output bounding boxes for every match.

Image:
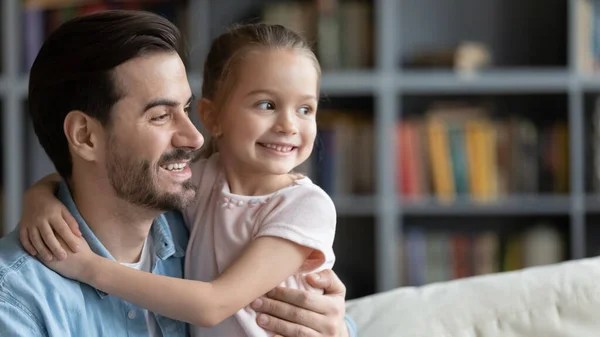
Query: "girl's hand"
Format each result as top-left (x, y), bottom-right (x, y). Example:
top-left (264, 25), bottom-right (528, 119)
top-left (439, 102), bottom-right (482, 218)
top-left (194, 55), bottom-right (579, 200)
top-left (19, 175), bottom-right (81, 262)
top-left (44, 236), bottom-right (97, 283)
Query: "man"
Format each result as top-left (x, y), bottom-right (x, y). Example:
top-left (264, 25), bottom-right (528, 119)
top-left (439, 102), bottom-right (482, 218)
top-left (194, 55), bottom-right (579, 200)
top-left (0, 10), bottom-right (355, 337)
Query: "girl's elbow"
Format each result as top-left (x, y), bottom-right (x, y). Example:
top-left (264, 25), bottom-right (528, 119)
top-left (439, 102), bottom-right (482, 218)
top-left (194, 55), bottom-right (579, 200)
top-left (191, 317), bottom-right (216, 327)
top-left (192, 312), bottom-right (227, 327)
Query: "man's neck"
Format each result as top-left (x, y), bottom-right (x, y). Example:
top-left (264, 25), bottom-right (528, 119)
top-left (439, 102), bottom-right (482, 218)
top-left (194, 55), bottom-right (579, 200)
top-left (69, 177), bottom-right (160, 263)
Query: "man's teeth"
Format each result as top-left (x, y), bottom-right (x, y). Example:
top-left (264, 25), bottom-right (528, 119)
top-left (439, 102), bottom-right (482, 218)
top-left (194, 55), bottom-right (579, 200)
top-left (162, 162), bottom-right (186, 172)
top-left (262, 143), bottom-right (294, 152)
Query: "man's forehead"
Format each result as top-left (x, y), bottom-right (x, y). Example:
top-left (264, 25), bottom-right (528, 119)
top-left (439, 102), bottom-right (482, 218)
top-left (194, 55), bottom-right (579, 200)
top-left (112, 53), bottom-right (191, 102)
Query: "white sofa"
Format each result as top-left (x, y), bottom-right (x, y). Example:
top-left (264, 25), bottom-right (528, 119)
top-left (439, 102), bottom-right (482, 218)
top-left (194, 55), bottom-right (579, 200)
top-left (345, 257), bottom-right (600, 336)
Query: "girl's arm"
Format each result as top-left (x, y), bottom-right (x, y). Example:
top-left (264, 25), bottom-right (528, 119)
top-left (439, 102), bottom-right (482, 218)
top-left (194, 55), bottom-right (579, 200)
top-left (76, 236), bottom-right (312, 327)
top-left (47, 183), bottom-right (335, 328)
top-left (19, 173), bottom-right (81, 261)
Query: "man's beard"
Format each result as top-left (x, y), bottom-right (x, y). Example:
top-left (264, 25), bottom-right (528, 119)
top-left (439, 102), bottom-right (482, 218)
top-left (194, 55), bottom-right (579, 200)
top-left (106, 137), bottom-right (199, 212)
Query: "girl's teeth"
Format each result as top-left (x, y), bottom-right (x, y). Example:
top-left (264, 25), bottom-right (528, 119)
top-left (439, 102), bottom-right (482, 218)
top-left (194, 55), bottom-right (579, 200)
top-left (263, 144), bottom-right (293, 152)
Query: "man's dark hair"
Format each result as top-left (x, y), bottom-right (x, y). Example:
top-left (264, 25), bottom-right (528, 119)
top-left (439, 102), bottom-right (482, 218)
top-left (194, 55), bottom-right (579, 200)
top-left (29, 10), bottom-right (185, 179)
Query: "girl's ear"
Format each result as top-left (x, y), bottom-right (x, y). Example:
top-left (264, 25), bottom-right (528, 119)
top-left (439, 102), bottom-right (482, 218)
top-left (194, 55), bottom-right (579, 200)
top-left (198, 98), bottom-right (221, 137)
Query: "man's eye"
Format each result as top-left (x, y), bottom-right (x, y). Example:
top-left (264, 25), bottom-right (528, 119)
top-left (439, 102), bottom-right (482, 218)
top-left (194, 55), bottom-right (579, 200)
top-left (256, 101), bottom-right (275, 110)
top-left (184, 106), bottom-right (191, 114)
top-left (151, 114), bottom-right (169, 122)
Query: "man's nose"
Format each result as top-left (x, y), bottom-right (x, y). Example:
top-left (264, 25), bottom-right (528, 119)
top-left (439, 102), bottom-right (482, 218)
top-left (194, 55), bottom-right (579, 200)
top-left (173, 115), bottom-right (204, 150)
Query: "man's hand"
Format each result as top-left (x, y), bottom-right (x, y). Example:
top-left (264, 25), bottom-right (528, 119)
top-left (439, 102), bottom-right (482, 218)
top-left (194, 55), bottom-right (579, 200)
top-left (251, 269), bottom-right (349, 337)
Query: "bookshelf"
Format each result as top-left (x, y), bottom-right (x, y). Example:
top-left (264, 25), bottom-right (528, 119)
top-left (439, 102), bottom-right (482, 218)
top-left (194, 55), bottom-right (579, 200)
top-left (401, 195), bottom-right (573, 216)
top-left (2, 0), bottom-right (599, 298)
top-left (398, 69), bottom-right (572, 93)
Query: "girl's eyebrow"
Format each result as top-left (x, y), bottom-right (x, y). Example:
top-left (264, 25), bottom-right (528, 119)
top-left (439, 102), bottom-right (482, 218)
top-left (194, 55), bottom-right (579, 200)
top-left (245, 89), bottom-right (316, 101)
top-left (245, 89), bottom-right (276, 97)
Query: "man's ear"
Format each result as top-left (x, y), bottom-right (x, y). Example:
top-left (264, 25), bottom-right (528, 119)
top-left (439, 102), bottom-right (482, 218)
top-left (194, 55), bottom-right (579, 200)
top-left (197, 98), bottom-right (221, 137)
top-left (63, 110), bottom-right (102, 162)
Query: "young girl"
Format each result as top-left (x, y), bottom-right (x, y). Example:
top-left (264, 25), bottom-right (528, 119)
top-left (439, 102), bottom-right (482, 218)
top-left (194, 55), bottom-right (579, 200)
top-left (19, 23), bottom-right (336, 337)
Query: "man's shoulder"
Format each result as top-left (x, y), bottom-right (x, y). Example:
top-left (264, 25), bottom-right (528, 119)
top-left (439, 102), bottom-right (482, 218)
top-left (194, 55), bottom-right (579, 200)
top-left (0, 230), bottom-right (78, 333)
top-left (0, 230), bottom-right (74, 292)
top-left (0, 230), bottom-right (38, 280)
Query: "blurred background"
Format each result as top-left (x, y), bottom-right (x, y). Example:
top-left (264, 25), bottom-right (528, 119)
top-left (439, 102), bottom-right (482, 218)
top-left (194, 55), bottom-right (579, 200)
top-left (2, 0), bottom-right (600, 300)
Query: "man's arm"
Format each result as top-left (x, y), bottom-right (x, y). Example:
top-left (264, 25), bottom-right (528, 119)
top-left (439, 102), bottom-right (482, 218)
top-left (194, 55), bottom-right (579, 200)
top-left (252, 269), bottom-right (356, 337)
top-left (0, 295), bottom-right (47, 337)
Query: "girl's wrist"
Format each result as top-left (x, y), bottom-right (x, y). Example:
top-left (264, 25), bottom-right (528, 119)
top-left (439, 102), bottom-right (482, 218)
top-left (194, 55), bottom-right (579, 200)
top-left (82, 255), bottom-right (108, 287)
top-left (24, 180), bottom-right (59, 203)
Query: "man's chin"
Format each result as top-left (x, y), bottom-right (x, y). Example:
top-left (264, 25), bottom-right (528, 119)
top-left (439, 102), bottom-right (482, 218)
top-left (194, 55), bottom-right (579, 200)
top-left (164, 181), bottom-right (196, 194)
top-left (178, 189), bottom-right (197, 209)
top-left (161, 187), bottom-right (197, 210)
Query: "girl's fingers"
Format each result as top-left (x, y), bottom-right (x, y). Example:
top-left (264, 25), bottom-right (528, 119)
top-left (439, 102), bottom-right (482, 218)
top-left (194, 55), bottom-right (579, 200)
top-left (55, 217), bottom-right (81, 253)
top-left (39, 221), bottom-right (67, 260)
top-left (30, 226), bottom-right (55, 262)
top-left (62, 208), bottom-right (82, 237)
top-left (19, 227), bottom-right (38, 256)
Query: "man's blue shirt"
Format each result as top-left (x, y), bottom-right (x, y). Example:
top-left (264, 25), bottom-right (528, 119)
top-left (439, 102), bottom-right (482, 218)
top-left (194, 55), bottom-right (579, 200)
top-left (0, 181), bottom-right (189, 336)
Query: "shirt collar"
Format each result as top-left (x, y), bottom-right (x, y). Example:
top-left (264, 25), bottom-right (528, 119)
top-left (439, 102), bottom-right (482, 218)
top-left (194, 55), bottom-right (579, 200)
top-left (57, 180), bottom-right (179, 298)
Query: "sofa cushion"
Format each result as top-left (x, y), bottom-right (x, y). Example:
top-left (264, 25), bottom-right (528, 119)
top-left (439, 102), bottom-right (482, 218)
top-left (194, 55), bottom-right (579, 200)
top-left (346, 257), bottom-right (600, 336)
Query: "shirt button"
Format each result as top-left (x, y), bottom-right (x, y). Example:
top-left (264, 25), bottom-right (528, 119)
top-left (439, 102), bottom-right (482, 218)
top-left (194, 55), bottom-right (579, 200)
top-left (128, 310), bottom-right (137, 319)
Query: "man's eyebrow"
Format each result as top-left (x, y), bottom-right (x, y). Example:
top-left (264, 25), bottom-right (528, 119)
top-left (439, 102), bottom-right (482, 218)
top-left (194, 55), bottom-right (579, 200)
top-left (186, 94), bottom-right (195, 106)
top-left (143, 94), bottom-right (195, 112)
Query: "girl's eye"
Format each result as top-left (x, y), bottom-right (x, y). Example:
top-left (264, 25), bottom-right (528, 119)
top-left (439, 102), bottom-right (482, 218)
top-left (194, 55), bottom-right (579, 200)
top-left (257, 101), bottom-right (275, 110)
top-left (299, 106), bottom-right (312, 115)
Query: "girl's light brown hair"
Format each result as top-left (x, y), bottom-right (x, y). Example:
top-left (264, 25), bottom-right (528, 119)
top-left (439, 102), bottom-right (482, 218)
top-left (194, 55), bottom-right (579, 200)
top-left (200, 23), bottom-right (321, 157)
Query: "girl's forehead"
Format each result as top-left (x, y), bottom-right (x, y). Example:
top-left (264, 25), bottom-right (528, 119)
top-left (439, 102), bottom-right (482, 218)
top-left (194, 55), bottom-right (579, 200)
top-left (213, 48), bottom-right (319, 104)
top-left (237, 50), bottom-right (317, 81)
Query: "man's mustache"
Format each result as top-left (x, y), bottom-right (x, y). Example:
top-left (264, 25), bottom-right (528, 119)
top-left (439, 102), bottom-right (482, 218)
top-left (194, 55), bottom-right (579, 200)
top-left (158, 148), bottom-right (201, 165)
